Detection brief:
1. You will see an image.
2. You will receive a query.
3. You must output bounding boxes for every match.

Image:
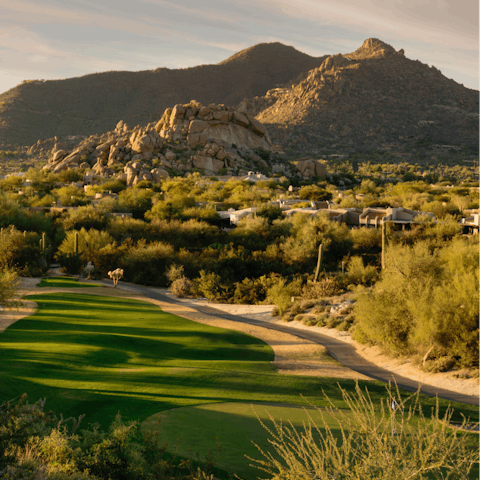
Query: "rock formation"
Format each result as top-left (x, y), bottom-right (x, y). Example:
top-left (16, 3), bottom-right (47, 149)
top-left (45, 101), bottom-right (283, 185)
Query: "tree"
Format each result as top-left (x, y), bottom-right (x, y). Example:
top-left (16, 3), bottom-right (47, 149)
top-left (0, 267), bottom-right (19, 308)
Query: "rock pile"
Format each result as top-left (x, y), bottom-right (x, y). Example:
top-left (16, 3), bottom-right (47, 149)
top-left (45, 101), bottom-right (278, 184)
top-left (295, 159), bottom-right (326, 179)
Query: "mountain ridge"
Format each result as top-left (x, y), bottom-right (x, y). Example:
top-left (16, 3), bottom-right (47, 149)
top-left (0, 42), bottom-right (326, 147)
top-left (1, 38), bottom-right (478, 157)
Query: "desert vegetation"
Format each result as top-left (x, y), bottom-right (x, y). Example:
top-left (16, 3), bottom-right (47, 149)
top-left (0, 163), bottom-right (478, 478)
top-left (0, 287), bottom-right (478, 479)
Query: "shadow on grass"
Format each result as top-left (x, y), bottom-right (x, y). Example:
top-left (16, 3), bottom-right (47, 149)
top-left (0, 292), bottom-right (477, 431)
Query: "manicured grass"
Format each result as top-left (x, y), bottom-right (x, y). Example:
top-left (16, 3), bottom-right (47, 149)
top-left (37, 277), bottom-right (103, 288)
top-left (143, 402), bottom-right (343, 480)
top-left (0, 292), bottom-right (477, 431)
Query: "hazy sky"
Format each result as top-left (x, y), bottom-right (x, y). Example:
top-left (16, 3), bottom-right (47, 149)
top-left (1, 0), bottom-right (478, 95)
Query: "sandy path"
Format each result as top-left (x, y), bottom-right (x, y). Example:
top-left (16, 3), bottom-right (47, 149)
top-left (3, 278), bottom-right (369, 381)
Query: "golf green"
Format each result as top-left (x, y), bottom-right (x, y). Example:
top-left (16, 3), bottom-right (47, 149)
top-left (143, 402), bottom-right (343, 480)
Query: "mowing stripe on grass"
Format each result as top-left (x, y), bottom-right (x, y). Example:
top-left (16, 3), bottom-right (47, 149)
top-left (0, 292), bottom-right (476, 431)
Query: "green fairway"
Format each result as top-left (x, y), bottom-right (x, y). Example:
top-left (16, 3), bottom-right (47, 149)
top-left (37, 277), bottom-right (103, 288)
top-left (0, 292), bottom-right (477, 430)
top-left (143, 402), bottom-right (343, 480)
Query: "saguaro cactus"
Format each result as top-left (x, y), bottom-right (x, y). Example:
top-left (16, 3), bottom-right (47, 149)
top-left (381, 222), bottom-right (386, 270)
top-left (314, 244), bottom-right (323, 282)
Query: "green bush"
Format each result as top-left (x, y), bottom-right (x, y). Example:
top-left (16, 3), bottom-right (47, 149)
top-left (345, 256), bottom-right (379, 286)
top-left (315, 313), bottom-right (328, 327)
top-left (0, 396), bottom-right (219, 480)
top-left (122, 241), bottom-right (175, 286)
top-left (266, 277), bottom-right (303, 316)
top-left (56, 252), bottom-right (83, 275)
top-left (0, 226), bottom-right (49, 276)
top-left (301, 276), bottom-right (343, 299)
top-left (354, 238), bottom-right (479, 367)
top-left (57, 228), bottom-right (115, 263)
top-left (0, 267), bottom-right (19, 309)
top-left (196, 270), bottom-right (231, 302)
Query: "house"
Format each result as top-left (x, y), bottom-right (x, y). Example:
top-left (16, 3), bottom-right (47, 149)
top-left (359, 207), bottom-right (434, 228)
top-left (460, 214), bottom-right (479, 234)
top-left (229, 207), bottom-right (257, 225)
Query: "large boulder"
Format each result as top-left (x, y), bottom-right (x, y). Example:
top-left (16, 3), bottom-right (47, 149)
top-left (296, 159), bottom-right (326, 178)
top-left (151, 168), bottom-right (169, 183)
top-left (192, 155), bottom-right (225, 173)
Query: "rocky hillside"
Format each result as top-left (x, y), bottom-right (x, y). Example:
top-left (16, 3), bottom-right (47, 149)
top-left (0, 43), bottom-right (326, 148)
top-left (243, 39), bottom-right (479, 153)
top-left (43, 100), bottom-right (308, 184)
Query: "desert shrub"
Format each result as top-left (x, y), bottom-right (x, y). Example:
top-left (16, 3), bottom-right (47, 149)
top-left (423, 356), bottom-right (457, 373)
top-left (313, 305), bottom-right (328, 314)
top-left (249, 382), bottom-right (479, 479)
top-left (345, 256), bottom-right (379, 286)
top-left (281, 313), bottom-right (295, 322)
top-left (89, 241), bottom-right (131, 277)
top-left (301, 276), bottom-right (343, 299)
top-left (57, 228), bottom-right (114, 261)
top-left (232, 276), bottom-right (276, 305)
top-left (266, 277), bottom-right (303, 316)
top-left (56, 252), bottom-right (83, 275)
top-left (301, 316), bottom-right (317, 327)
top-left (0, 267), bottom-right (19, 308)
top-left (336, 320), bottom-right (350, 332)
top-left (315, 313), bottom-right (328, 327)
top-left (351, 226), bottom-right (381, 255)
top-left (354, 238), bottom-right (479, 367)
top-left (122, 241), bottom-right (175, 286)
top-left (0, 194), bottom-right (48, 233)
top-left (1, 399), bottom-right (219, 480)
top-left (325, 317), bottom-right (338, 329)
top-left (170, 276), bottom-right (192, 297)
top-left (0, 226), bottom-right (49, 276)
top-left (165, 263), bottom-right (185, 284)
top-left (58, 205), bottom-right (108, 231)
top-left (293, 314), bottom-right (305, 322)
top-left (300, 300), bottom-right (315, 310)
top-left (297, 184), bottom-right (332, 201)
top-left (196, 270), bottom-right (231, 302)
top-left (289, 303), bottom-right (304, 316)
top-left (118, 188), bottom-right (155, 219)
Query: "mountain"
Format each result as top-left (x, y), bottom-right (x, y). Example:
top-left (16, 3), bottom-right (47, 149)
top-left (1, 38), bottom-right (477, 158)
top-left (243, 39), bottom-right (479, 153)
top-left (0, 43), bottom-right (327, 148)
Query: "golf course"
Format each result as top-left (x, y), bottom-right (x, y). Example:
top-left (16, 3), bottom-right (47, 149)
top-left (1, 278), bottom-right (478, 479)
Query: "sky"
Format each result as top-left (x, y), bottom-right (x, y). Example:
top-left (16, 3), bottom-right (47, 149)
top-left (1, 0), bottom-right (478, 95)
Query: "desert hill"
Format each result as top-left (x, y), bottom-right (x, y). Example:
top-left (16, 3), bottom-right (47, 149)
top-left (0, 43), bottom-right (326, 148)
top-left (245, 39), bottom-right (479, 153)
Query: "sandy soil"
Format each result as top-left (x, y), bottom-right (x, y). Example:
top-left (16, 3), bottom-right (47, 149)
top-left (3, 278), bottom-right (478, 397)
